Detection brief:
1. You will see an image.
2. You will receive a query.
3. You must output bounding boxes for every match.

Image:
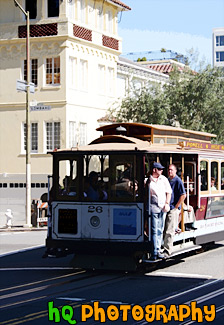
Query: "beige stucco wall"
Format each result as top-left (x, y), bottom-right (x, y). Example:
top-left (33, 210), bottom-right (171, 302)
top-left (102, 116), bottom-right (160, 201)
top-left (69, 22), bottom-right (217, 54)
top-left (0, 0), bottom-right (122, 176)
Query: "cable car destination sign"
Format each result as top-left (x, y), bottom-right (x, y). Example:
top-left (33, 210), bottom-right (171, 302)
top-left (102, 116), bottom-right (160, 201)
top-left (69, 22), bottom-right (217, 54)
top-left (182, 141), bottom-right (224, 151)
top-left (30, 102), bottom-right (51, 111)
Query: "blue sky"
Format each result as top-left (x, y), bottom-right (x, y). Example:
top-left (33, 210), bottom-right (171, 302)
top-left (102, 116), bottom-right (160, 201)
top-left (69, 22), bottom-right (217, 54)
top-left (118, 0), bottom-right (224, 64)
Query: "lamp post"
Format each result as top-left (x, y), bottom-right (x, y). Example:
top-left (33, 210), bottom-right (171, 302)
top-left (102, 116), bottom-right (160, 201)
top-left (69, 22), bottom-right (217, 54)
top-left (14, 0), bottom-right (32, 227)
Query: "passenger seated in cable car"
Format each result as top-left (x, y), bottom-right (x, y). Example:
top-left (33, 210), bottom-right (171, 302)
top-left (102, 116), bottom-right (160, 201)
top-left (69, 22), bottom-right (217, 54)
top-left (85, 171), bottom-right (107, 201)
top-left (221, 178), bottom-right (224, 190)
top-left (61, 175), bottom-right (72, 195)
top-left (211, 177), bottom-right (217, 190)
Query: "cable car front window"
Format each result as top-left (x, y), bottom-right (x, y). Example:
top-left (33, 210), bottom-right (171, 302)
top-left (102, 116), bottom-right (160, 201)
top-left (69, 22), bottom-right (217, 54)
top-left (110, 155), bottom-right (138, 201)
top-left (58, 159), bottom-right (78, 198)
top-left (82, 155), bottom-right (109, 202)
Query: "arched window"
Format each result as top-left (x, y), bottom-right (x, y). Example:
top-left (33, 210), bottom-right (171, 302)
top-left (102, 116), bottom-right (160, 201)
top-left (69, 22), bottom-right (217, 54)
top-left (211, 161), bottom-right (218, 191)
top-left (200, 160), bottom-right (208, 191)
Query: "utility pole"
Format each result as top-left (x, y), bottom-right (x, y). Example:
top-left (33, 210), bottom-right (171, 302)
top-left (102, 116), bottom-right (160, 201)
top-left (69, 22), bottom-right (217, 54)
top-left (14, 0), bottom-right (32, 227)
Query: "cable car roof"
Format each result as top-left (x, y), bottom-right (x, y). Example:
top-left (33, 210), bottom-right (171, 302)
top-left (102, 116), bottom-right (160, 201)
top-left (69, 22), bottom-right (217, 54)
top-left (97, 122), bottom-right (217, 139)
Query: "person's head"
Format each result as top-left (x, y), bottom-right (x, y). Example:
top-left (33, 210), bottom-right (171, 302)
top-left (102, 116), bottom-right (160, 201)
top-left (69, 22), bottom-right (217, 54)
top-left (168, 164), bottom-right (177, 179)
top-left (89, 171), bottom-right (98, 187)
top-left (211, 177), bottom-right (216, 187)
top-left (152, 162), bottom-right (165, 178)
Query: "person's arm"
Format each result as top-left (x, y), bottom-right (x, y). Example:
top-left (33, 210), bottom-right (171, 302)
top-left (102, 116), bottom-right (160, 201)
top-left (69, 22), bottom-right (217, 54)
top-left (175, 193), bottom-right (186, 209)
top-left (163, 192), bottom-right (171, 212)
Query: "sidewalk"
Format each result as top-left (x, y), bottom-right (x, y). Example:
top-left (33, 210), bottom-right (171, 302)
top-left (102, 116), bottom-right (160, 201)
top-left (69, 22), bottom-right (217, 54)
top-left (0, 225), bottom-right (47, 232)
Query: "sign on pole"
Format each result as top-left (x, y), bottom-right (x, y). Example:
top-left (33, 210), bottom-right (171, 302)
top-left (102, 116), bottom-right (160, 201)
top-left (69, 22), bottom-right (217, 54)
top-left (16, 80), bottom-right (35, 94)
top-left (30, 103), bottom-right (51, 111)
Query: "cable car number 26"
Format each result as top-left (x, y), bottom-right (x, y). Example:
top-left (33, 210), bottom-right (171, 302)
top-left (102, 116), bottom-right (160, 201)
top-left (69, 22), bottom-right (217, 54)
top-left (88, 206), bottom-right (103, 213)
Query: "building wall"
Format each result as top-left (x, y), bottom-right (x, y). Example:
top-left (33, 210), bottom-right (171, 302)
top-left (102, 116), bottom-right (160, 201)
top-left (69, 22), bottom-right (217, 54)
top-left (213, 27), bottom-right (224, 69)
top-left (0, 0), bottom-right (124, 177)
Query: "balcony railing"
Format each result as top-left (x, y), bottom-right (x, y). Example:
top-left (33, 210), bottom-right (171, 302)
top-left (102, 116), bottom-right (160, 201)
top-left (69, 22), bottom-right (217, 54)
top-left (19, 23), bottom-right (58, 38)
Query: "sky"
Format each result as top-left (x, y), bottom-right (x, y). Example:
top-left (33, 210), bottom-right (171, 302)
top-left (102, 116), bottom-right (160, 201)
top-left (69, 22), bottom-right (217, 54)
top-left (118, 0), bottom-right (224, 65)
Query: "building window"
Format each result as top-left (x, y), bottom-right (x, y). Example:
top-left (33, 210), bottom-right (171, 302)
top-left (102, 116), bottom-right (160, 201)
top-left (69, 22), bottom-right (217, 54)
top-left (97, 5), bottom-right (104, 30)
top-left (48, 0), bottom-right (59, 17)
top-left (69, 57), bottom-right (77, 88)
top-left (106, 10), bottom-right (113, 33)
top-left (69, 122), bottom-right (77, 147)
top-left (79, 122), bottom-right (87, 146)
top-left (108, 67), bottom-right (114, 95)
top-left (88, 2), bottom-right (94, 27)
top-left (216, 51), bottom-right (224, 62)
top-left (25, 0), bottom-right (37, 19)
top-left (216, 35), bottom-right (224, 46)
top-left (46, 122), bottom-right (60, 151)
top-left (24, 59), bottom-right (38, 86)
top-left (80, 59), bottom-right (88, 90)
top-left (23, 123), bottom-right (38, 153)
top-left (98, 64), bottom-right (105, 94)
top-left (68, 0), bottom-right (75, 20)
top-left (77, 0), bottom-right (86, 23)
top-left (117, 75), bottom-right (126, 98)
top-left (46, 57), bottom-right (60, 85)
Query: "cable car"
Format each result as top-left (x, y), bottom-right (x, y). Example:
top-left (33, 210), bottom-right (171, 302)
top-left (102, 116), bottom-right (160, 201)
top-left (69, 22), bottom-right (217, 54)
top-left (45, 123), bottom-right (224, 270)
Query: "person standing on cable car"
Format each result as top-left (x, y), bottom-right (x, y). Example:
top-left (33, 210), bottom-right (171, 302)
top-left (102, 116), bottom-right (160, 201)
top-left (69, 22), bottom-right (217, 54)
top-left (163, 164), bottom-right (186, 257)
top-left (148, 162), bottom-right (172, 261)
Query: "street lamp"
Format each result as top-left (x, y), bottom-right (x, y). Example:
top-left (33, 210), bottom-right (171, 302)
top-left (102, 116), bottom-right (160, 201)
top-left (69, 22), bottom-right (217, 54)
top-left (14, 0), bottom-right (32, 227)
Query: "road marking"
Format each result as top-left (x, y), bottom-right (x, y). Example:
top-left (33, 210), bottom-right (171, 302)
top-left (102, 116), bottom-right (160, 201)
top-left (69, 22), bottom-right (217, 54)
top-left (93, 300), bottom-right (125, 304)
top-left (0, 270), bottom-right (85, 293)
top-left (58, 297), bottom-right (85, 301)
top-left (0, 295), bottom-right (47, 310)
top-left (0, 285), bottom-right (49, 300)
top-left (0, 245), bottom-right (44, 257)
top-left (152, 271), bottom-right (213, 279)
top-left (184, 287), bottom-right (224, 305)
top-left (0, 302), bottom-right (82, 325)
top-left (153, 278), bottom-right (223, 304)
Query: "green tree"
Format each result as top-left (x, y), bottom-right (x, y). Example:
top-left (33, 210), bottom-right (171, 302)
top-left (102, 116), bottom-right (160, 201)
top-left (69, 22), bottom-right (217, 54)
top-left (112, 65), bottom-right (224, 143)
top-left (165, 66), bottom-right (224, 142)
top-left (114, 83), bottom-right (169, 124)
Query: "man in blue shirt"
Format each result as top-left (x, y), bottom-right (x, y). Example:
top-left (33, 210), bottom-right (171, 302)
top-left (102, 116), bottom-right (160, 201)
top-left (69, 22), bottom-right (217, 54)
top-left (163, 164), bottom-right (186, 256)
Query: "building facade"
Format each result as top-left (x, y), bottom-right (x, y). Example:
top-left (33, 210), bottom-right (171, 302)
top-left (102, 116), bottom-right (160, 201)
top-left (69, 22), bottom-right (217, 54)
top-left (213, 27), bottom-right (224, 69)
top-left (0, 0), bottom-right (131, 225)
top-left (0, 0), bottom-right (169, 226)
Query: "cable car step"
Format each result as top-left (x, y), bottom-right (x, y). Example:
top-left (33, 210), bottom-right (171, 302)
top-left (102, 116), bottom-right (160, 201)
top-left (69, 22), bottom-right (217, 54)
top-left (143, 244), bottom-right (202, 263)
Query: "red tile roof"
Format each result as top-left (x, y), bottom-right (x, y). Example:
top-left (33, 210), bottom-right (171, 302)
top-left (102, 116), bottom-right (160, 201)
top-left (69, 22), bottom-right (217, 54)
top-left (146, 64), bottom-right (182, 74)
top-left (109, 0), bottom-right (131, 10)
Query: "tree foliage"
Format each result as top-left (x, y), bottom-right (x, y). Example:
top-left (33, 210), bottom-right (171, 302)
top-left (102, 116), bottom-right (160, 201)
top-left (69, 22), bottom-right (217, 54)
top-left (112, 65), bottom-right (224, 143)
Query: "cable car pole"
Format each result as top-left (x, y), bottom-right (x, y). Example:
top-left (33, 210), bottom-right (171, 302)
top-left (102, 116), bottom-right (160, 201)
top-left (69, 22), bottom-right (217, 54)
top-left (14, 0), bottom-right (32, 227)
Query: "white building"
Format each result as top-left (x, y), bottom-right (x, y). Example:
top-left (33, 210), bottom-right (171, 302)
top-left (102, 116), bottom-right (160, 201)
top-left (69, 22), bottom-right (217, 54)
top-left (0, 0), bottom-right (169, 225)
top-left (213, 27), bottom-right (224, 69)
top-left (0, 0), bottom-right (131, 225)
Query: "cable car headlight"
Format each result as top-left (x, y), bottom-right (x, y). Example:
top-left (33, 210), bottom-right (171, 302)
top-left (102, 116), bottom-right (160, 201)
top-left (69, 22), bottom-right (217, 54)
top-left (90, 215), bottom-right (100, 228)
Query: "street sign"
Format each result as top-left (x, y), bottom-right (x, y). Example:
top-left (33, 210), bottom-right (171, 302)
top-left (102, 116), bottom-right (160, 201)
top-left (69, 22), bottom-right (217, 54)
top-left (16, 80), bottom-right (35, 93)
top-left (30, 103), bottom-right (51, 111)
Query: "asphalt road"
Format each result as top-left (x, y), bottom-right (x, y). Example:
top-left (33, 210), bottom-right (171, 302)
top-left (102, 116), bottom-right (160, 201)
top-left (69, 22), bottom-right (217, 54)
top-left (0, 232), bottom-right (223, 324)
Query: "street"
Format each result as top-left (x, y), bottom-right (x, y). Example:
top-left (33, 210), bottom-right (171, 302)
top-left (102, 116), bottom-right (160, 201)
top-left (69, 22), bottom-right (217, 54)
top-left (0, 232), bottom-right (223, 324)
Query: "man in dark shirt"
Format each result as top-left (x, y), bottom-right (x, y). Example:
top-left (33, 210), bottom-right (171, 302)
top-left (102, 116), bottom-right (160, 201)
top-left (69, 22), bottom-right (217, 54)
top-left (163, 164), bottom-right (186, 256)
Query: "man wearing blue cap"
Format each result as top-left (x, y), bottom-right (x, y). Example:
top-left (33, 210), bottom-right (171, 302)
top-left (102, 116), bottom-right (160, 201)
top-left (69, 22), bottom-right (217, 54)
top-left (148, 162), bottom-right (172, 260)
